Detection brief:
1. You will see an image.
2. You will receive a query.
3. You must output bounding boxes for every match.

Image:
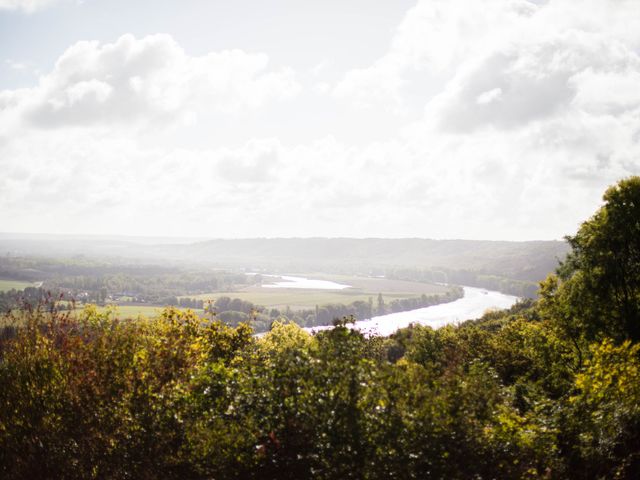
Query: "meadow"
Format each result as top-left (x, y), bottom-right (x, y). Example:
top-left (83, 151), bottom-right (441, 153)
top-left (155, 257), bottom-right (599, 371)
top-left (182, 274), bottom-right (448, 311)
top-left (93, 304), bottom-right (206, 318)
top-left (0, 279), bottom-right (36, 292)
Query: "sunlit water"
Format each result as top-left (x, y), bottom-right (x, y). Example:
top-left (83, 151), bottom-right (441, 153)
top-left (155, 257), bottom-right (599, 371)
top-left (259, 274), bottom-right (352, 290)
top-left (304, 286), bottom-right (519, 336)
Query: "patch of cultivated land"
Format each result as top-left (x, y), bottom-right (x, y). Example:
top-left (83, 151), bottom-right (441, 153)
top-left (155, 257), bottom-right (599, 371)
top-left (0, 279), bottom-right (35, 292)
top-left (183, 275), bottom-right (450, 311)
top-left (1, 305), bottom-right (206, 326)
top-left (310, 274), bottom-right (448, 294)
top-left (79, 304), bottom-right (205, 318)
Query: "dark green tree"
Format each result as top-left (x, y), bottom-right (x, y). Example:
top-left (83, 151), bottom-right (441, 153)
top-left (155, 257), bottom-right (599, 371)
top-left (545, 176), bottom-right (640, 343)
top-left (377, 293), bottom-right (385, 315)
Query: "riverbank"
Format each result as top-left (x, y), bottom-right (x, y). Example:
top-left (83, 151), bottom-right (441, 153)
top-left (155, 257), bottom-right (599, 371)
top-left (305, 286), bottom-right (519, 336)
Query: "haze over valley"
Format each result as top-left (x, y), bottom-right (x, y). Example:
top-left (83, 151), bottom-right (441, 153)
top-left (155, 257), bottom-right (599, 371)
top-left (2, 1), bottom-right (640, 478)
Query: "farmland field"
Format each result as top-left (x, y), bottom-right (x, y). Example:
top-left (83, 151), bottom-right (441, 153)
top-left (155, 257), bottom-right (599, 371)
top-left (0, 279), bottom-right (35, 292)
top-left (79, 304), bottom-right (205, 318)
top-left (308, 274), bottom-right (448, 294)
top-left (182, 274), bottom-right (449, 311)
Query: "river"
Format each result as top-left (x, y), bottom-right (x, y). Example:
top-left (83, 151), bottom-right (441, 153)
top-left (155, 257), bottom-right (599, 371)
top-left (260, 274), bottom-right (351, 290)
top-left (304, 286), bottom-right (519, 337)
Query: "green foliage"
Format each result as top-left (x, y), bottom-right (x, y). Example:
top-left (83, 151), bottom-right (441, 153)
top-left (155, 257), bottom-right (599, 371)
top-left (546, 176), bottom-right (640, 343)
top-left (0, 304), bottom-right (561, 479)
top-left (1, 177), bottom-right (640, 478)
top-left (562, 339), bottom-right (640, 478)
top-left (0, 298), bottom-right (634, 479)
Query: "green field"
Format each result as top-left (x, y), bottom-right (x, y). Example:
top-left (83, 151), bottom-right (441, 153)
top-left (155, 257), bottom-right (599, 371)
top-left (309, 274), bottom-right (447, 294)
top-left (0, 279), bottom-right (36, 292)
top-left (182, 274), bottom-right (449, 311)
top-left (0, 273), bottom-right (449, 316)
top-left (76, 304), bottom-right (205, 318)
top-left (1, 305), bottom-right (206, 327)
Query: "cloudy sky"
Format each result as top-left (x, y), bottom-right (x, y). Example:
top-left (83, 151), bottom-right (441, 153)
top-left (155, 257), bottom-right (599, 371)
top-left (1, 0), bottom-right (639, 240)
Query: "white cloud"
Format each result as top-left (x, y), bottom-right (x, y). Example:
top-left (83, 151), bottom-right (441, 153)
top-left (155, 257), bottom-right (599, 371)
top-left (476, 88), bottom-right (502, 105)
top-left (333, 0), bottom-right (537, 111)
top-left (216, 139), bottom-right (281, 184)
top-left (2, 1), bottom-right (640, 240)
top-left (0, 0), bottom-right (60, 13)
top-left (328, 0), bottom-right (640, 237)
top-left (4, 110), bottom-right (637, 240)
top-left (425, 30), bottom-right (640, 132)
top-left (0, 34), bottom-right (300, 130)
top-left (333, 0), bottom-right (640, 117)
top-left (571, 69), bottom-right (640, 115)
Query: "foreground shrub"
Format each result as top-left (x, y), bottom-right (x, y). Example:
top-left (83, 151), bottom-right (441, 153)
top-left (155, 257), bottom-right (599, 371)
top-left (1, 306), bottom-right (639, 479)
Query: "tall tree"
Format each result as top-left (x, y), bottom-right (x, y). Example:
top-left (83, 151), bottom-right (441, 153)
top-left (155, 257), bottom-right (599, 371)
top-left (545, 176), bottom-right (640, 342)
top-left (377, 293), bottom-right (385, 315)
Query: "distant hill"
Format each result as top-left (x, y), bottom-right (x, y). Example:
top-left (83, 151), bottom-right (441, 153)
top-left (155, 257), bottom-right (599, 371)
top-left (166, 238), bottom-right (568, 282)
top-left (0, 234), bottom-right (568, 287)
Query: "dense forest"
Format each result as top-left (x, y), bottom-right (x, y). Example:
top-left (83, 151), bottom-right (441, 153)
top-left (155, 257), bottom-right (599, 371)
top-left (1, 177), bottom-right (639, 479)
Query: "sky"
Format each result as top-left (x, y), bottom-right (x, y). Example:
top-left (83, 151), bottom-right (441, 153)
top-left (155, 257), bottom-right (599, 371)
top-left (1, 0), bottom-right (639, 241)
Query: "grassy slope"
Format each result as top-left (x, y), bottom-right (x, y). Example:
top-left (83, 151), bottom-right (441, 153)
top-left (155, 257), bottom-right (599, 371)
top-left (0, 279), bottom-right (34, 292)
